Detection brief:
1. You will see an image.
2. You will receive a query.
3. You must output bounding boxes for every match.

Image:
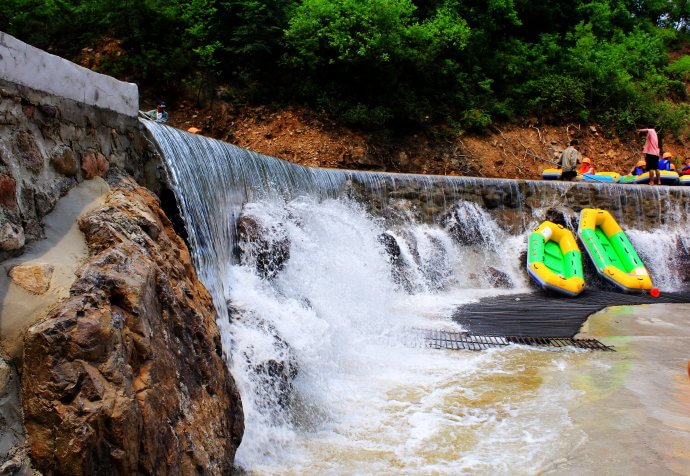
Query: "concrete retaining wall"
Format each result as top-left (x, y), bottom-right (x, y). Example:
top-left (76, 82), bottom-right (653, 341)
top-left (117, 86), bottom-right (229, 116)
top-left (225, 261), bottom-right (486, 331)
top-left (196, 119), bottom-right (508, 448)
top-left (0, 32), bottom-right (138, 117)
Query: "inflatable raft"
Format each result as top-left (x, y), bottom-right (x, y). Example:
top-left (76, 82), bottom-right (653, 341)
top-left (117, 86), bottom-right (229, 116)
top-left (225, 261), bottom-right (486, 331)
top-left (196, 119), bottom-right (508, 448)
top-left (619, 173), bottom-right (649, 184)
top-left (527, 221), bottom-right (585, 296)
top-left (577, 209), bottom-right (653, 292)
top-left (542, 169), bottom-right (621, 182)
top-left (576, 171), bottom-right (620, 183)
top-left (619, 170), bottom-right (679, 185)
top-left (680, 175), bottom-right (690, 186)
top-left (541, 168), bottom-right (562, 180)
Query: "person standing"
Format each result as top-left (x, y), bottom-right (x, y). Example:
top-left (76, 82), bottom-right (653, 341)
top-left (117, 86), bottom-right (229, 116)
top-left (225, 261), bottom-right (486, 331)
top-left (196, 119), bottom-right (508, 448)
top-left (559, 139), bottom-right (581, 181)
top-left (637, 126), bottom-right (660, 185)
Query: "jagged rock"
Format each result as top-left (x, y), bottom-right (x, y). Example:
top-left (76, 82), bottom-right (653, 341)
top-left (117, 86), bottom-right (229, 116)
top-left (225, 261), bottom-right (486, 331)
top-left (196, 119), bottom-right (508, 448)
top-left (81, 149), bottom-right (109, 179)
top-left (0, 357), bottom-right (34, 475)
top-left (0, 223), bottom-right (24, 251)
top-left (14, 131), bottom-right (43, 173)
top-left (21, 177), bottom-right (243, 476)
top-left (34, 188), bottom-right (59, 217)
top-left (8, 263), bottom-right (53, 294)
top-left (50, 145), bottom-right (78, 176)
top-left (38, 104), bottom-right (58, 119)
top-left (674, 237), bottom-right (690, 284)
top-left (378, 232), bottom-right (401, 261)
top-left (486, 266), bottom-right (513, 288)
top-left (544, 208), bottom-right (569, 227)
top-left (237, 214), bottom-right (290, 279)
top-left (0, 173), bottom-right (17, 207)
top-left (228, 305), bottom-right (298, 412)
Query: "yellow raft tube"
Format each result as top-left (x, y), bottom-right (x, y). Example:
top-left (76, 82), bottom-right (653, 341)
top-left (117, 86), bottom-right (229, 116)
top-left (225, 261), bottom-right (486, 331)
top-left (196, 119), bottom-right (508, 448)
top-left (526, 221), bottom-right (585, 296)
top-left (577, 209), bottom-right (653, 292)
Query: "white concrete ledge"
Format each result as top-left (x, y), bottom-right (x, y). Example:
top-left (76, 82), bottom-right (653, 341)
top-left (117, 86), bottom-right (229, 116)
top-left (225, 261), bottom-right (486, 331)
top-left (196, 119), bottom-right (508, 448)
top-left (0, 31), bottom-right (138, 117)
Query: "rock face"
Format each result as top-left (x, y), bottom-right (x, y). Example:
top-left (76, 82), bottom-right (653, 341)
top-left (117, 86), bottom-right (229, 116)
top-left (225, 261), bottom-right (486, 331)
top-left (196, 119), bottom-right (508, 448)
top-left (8, 263), bottom-right (54, 294)
top-left (0, 358), bottom-right (33, 475)
top-left (21, 177), bottom-right (243, 475)
top-left (237, 214), bottom-right (290, 279)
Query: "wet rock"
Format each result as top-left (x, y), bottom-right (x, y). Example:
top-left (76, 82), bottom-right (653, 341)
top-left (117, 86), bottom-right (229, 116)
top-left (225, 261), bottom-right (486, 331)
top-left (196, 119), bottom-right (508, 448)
top-left (14, 131), bottom-right (43, 173)
top-left (378, 231), bottom-right (417, 291)
top-left (237, 214), bottom-right (290, 279)
top-left (378, 232), bottom-right (401, 261)
top-left (228, 305), bottom-right (298, 412)
top-left (8, 263), bottom-right (54, 294)
top-left (34, 188), bottom-right (60, 217)
top-left (22, 177), bottom-right (243, 476)
top-left (50, 145), bottom-right (78, 176)
top-left (486, 266), bottom-right (513, 288)
top-left (674, 237), bottom-right (690, 284)
top-left (0, 173), bottom-right (17, 207)
top-left (544, 208), bottom-right (568, 227)
top-left (443, 204), bottom-right (487, 246)
top-left (81, 149), bottom-right (109, 179)
top-left (38, 104), bottom-right (59, 119)
top-left (0, 223), bottom-right (24, 251)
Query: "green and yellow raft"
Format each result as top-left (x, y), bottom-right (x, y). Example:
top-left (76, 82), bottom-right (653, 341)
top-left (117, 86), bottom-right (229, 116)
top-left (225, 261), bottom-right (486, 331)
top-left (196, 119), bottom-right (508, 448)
top-left (527, 221), bottom-right (585, 296)
top-left (577, 208), bottom-right (653, 292)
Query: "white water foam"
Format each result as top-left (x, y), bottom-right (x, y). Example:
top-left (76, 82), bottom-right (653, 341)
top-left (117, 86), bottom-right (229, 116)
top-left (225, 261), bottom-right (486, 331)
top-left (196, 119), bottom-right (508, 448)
top-left (143, 121), bottom-right (689, 474)
top-left (226, 197), bottom-right (585, 473)
top-left (627, 228), bottom-right (688, 292)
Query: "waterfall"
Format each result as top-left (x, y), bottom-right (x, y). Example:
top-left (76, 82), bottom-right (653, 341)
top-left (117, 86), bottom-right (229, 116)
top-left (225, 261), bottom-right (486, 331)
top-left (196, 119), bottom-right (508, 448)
top-left (143, 121), bottom-right (690, 472)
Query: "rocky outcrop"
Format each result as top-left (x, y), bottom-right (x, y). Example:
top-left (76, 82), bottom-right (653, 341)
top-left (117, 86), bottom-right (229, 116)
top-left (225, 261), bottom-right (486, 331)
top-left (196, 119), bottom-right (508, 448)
top-left (21, 177), bottom-right (243, 475)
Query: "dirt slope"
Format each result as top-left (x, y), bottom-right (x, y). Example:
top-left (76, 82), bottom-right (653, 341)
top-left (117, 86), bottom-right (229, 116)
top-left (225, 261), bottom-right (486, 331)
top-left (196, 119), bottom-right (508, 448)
top-left (160, 99), bottom-right (689, 180)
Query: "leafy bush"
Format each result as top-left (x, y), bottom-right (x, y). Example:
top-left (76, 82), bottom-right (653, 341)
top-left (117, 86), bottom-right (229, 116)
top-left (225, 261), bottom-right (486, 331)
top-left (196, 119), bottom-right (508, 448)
top-left (522, 74), bottom-right (587, 120)
top-left (1, 0), bottom-right (688, 133)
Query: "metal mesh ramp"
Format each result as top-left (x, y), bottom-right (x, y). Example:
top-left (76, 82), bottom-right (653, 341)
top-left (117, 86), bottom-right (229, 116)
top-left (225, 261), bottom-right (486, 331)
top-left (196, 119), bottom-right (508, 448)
top-left (418, 329), bottom-right (614, 352)
top-left (452, 289), bottom-right (690, 338)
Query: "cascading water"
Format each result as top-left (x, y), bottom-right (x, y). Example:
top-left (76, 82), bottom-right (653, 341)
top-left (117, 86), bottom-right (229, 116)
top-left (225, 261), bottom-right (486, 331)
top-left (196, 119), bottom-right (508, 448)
top-left (143, 121), bottom-right (690, 473)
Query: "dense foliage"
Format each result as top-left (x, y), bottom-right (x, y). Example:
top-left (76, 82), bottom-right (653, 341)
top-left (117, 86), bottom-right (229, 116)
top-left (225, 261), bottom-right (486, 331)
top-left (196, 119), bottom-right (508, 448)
top-left (1, 0), bottom-right (688, 133)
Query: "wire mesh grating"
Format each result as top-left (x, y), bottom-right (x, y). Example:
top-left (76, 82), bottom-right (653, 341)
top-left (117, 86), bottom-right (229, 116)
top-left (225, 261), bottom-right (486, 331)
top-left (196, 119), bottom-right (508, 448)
top-left (416, 329), bottom-right (614, 351)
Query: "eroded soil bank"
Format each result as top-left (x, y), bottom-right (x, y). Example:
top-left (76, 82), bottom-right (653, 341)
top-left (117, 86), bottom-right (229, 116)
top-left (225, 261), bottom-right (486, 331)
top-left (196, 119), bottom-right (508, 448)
top-left (163, 101), bottom-right (690, 180)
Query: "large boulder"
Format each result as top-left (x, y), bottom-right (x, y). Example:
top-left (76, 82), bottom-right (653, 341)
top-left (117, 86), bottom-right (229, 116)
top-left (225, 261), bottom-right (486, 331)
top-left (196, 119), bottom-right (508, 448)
top-left (237, 214), bottom-right (290, 279)
top-left (21, 177), bottom-right (243, 475)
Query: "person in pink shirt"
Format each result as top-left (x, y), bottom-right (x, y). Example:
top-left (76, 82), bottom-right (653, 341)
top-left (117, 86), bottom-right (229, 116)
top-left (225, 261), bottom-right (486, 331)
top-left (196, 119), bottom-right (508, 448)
top-left (637, 126), bottom-right (660, 185)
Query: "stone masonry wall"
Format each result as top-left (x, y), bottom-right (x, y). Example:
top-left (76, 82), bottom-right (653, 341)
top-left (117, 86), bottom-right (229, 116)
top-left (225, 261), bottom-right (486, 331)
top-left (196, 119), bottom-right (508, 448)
top-left (0, 78), bottom-right (155, 261)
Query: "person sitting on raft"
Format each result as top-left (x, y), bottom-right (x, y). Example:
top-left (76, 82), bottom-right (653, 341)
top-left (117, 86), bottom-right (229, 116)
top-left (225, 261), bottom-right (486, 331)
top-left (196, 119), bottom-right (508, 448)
top-left (682, 158), bottom-right (690, 176)
top-left (578, 157), bottom-right (595, 175)
top-left (630, 160), bottom-right (646, 176)
top-left (658, 152), bottom-right (673, 171)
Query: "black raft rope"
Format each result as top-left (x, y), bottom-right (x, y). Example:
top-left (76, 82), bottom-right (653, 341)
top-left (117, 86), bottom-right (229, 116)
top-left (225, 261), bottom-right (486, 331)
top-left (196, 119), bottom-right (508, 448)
top-left (426, 289), bottom-right (690, 352)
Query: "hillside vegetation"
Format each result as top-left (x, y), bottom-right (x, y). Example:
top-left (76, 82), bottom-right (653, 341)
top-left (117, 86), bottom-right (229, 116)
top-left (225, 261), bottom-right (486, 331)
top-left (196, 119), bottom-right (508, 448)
top-left (1, 0), bottom-right (689, 137)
